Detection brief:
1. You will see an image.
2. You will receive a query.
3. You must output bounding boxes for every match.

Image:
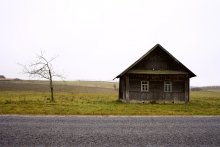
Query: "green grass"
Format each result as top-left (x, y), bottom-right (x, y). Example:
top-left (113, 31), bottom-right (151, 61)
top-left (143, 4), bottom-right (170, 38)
top-left (0, 91), bottom-right (220, 115)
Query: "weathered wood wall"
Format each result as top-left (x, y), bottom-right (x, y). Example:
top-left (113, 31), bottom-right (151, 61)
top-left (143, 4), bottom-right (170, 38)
top-left (133, 48), bottom-right (184, 71)
top-left (119, 74), bottom-right (188, 103)
top-left (117, 46), bottom-right (193, 103)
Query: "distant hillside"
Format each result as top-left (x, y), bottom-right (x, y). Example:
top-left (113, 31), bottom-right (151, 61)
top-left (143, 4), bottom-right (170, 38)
top-left (0, 80), bottom-right (118, 94)
top-left (200, 86), bottom-right (220, 92)
top-left (191, 86), bottom-right (220, 92)
top-left (0, 75), bottom-right (21, 81)
top-left (1, 79), bottom-right (219, 93)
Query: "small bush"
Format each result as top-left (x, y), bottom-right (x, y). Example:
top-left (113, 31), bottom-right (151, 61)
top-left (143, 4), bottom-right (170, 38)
top-left (150, 100), bottom-right (157, 104)
top-left (4, 99), bottom-right (12, 104)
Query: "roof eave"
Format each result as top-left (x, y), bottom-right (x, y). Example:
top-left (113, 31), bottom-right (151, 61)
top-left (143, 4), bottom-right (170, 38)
top-left (113, 44), bottom-right (161, 80)
top-left (113, 44), bottom-right (196, 79)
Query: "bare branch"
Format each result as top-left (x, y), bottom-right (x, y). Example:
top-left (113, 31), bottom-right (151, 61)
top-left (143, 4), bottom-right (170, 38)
top-left (48, 56), bottom-right (58, 63)
top-left (20, 51), bottom-right (64, 102)
top-left (30, 61), bottom-right (46, 67)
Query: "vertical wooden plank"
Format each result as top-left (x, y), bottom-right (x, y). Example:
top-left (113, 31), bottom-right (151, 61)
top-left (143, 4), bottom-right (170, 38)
top-left (185, 77), bottom-right (189, 103)
top-left (125, 75), bottom-right (130, 101)
top-left (122, 77), bottom-right (126, 100)
top-left (188, 78), bottom-right (190, 102)
top-left (119, 78), bottom-right (122, 100)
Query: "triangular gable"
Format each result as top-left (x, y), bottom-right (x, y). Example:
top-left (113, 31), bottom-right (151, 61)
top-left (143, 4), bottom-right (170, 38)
top-left (114, 44), bottom-right (196, 79)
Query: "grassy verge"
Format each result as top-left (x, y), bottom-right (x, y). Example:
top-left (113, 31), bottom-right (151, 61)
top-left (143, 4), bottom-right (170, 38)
top-left (0, 91), bottom-right (220, 115)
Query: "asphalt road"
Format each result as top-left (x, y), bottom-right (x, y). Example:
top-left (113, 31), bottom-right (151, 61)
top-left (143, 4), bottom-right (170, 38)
top-left (0, 116), bottom-right (220, 146)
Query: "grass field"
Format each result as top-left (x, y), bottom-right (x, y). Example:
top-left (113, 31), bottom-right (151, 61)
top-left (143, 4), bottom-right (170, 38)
top-left (0, 80), bottom-right (220, 115)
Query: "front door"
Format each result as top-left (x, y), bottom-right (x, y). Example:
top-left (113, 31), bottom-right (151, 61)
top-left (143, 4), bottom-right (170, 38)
top-left (151, 81), bottom-right (162, 102)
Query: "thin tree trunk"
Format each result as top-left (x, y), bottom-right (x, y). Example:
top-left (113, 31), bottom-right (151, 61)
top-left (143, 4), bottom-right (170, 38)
top-left (22, 53), bottom-right (62, 103)
top-left (50, 83), bottom-right (54, 102)
top-left (49, 69), bottom-right (54, 102)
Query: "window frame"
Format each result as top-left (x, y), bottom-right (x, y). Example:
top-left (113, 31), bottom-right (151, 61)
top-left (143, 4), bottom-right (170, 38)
top-left (164, 81), bottom-right (172, 92)
top-left (141, 81), bottom-right (149, 92)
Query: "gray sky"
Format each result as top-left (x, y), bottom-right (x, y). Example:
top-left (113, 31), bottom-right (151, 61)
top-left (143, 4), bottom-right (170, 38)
top-left (0, 0), bottom-right (220, 86)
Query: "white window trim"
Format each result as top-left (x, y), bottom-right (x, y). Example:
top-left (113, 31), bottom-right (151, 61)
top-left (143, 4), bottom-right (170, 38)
top-left (164, 81), bottom-right (172, 92)
top-left (141, 81), bottom-right (149, 92)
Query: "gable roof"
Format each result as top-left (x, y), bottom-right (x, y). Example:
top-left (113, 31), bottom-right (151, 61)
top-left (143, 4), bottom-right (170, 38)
top-left (114, 44), bottom-right (196, 79)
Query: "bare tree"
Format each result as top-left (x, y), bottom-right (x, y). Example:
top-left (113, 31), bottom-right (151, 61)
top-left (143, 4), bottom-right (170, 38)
top-left (22, 51), bottom-right (63, 102)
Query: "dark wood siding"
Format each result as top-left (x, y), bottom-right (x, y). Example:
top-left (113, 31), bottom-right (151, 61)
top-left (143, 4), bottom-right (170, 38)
top-left (119, 78), bottom-right (123, 99)
top-left (132, 47), bottom-right (184, 71)
top-left (116, 44), bottom-right (195, 103)
top-left (126, 74), bottom-right (186, 103)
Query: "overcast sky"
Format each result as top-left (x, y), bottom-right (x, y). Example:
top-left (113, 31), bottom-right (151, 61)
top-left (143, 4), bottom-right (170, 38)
top-left (0, 0), bottom-right (220, 86)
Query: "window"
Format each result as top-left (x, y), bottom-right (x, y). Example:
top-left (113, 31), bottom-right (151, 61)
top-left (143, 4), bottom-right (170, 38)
top-left (141, 81), bottom-right (149, 92)
top-left (164, 81), bottom-right (172, 92)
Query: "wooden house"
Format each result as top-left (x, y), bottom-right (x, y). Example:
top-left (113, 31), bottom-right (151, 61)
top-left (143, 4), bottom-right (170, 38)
top-left (114, 44), bottom-right (196, 103)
